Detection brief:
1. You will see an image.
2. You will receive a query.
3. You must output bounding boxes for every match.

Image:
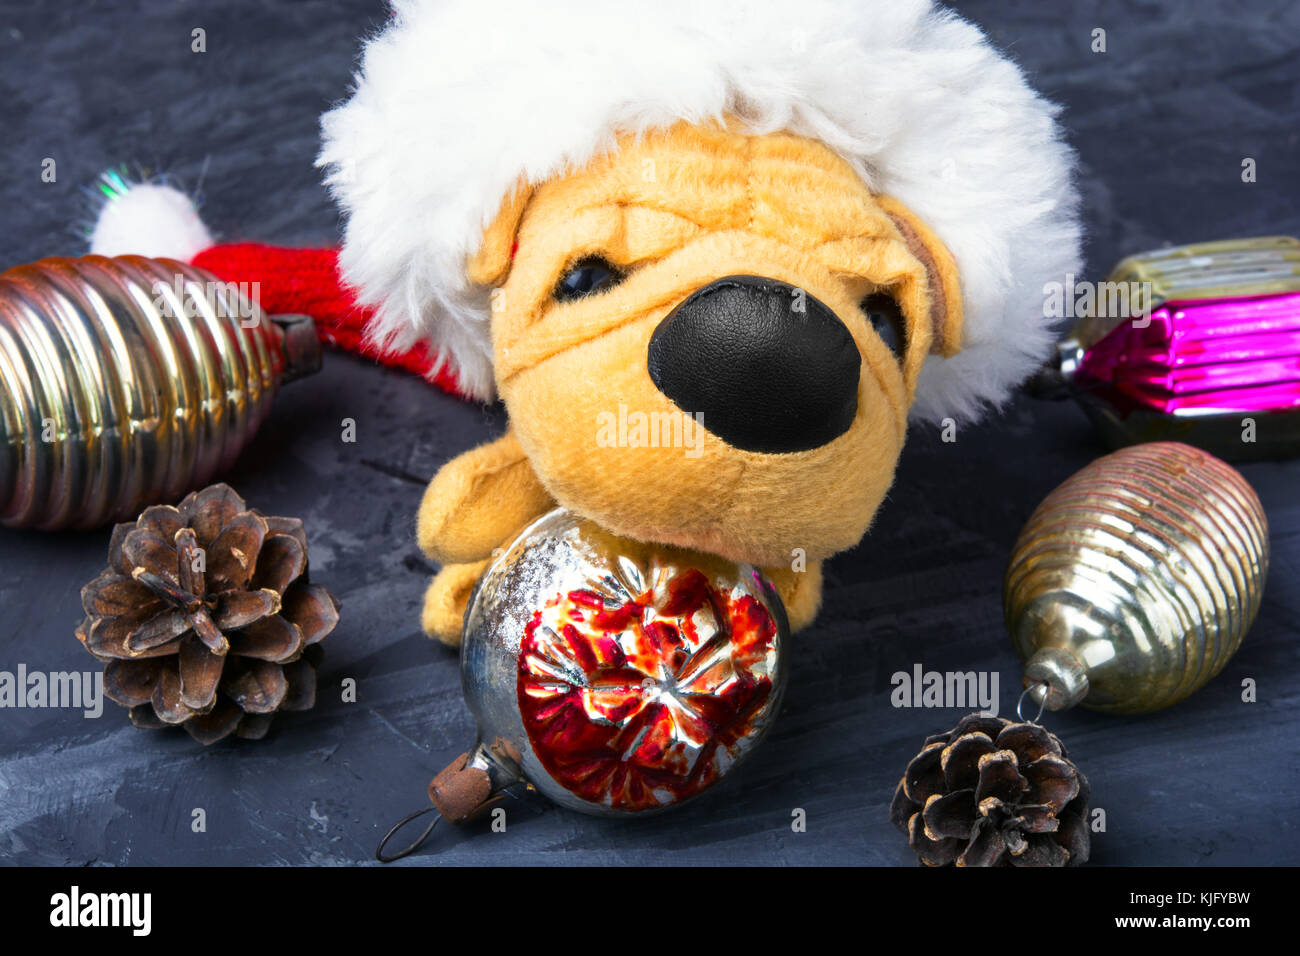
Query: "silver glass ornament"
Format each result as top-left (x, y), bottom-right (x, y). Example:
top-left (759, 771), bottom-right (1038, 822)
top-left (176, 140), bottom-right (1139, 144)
top-left (448, 508), bottom-right (789, 820)
top-left (1004, 442), bottom-right (1268, 714)
top-left (0, 255), bottom-right (320, 529)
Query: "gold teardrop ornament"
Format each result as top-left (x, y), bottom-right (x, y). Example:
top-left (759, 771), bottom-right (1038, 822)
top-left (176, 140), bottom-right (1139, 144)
top-left (1004, 442), bottom-right (1268, 714)
top-left (0, 255), bottom-right (320, 530)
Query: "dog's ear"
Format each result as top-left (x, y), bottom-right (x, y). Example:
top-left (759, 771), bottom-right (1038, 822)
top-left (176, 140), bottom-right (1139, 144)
top-left (877, 196), bottom-right (963, 357)
top-left (466, 181), bottom-right (533, 287)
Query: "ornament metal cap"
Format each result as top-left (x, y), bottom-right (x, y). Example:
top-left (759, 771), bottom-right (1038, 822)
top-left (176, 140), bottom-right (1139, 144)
top-left (375, 744), bottom-right (511, 863)
top-left (1022, 646), bottom-right (1090, 712)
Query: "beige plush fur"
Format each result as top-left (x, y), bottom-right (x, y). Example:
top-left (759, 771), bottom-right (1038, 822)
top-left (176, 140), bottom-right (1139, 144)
top-left (419, 120), bottom-right (963, 645)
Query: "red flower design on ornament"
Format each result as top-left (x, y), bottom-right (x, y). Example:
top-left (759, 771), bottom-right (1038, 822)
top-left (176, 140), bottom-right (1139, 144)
top-left (517, 568), bottom-right (778, 811)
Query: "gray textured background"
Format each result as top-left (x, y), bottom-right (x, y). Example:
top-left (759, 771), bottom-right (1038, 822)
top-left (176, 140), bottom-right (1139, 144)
top-left (1, 0), bottom-right (1297, 866)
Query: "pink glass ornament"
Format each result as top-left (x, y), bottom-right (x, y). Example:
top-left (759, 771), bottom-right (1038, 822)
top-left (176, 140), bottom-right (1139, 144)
top-left (1074, 292), bottom-right (1300, 415)
top-left (1051, 236), bottom-right (1300, 459)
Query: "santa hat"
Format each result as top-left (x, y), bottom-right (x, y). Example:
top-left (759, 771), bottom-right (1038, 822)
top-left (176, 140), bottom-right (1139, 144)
top-left (95, 0), bottom-right (1082, 421)
top-left (318, 0), bottom-right (1080, 420)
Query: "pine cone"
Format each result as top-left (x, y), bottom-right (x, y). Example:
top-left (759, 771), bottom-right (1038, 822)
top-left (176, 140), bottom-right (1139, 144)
top-left (76, 483), bottom-right (339, 744)
top-left (889, 713), bottom-right (1090, 867)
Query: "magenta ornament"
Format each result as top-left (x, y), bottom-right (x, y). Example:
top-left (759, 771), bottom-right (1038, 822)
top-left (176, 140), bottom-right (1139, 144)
top-left (1050, 236), bottom-right (1300, 459)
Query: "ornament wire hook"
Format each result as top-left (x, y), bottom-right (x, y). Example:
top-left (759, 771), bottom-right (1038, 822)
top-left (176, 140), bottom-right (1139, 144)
top-left (1016, 681), bottom-right (1048, 724)
top-left (375, 806), bottom-right (441, 863)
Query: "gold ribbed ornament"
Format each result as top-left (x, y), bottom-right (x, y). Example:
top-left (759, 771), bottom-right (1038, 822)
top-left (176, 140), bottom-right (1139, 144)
top-left (0, 255), bottom-right (320, 530)
top-left (1004, 442), bottom-right (1268, 714)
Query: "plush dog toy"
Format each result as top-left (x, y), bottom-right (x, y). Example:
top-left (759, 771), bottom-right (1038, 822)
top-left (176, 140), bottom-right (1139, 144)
top-left (90, 0), bottom-right (1080, 645)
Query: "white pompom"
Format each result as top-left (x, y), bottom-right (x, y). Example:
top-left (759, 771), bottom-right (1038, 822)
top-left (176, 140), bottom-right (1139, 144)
top-left (88, 179), bottom-right (214, 261)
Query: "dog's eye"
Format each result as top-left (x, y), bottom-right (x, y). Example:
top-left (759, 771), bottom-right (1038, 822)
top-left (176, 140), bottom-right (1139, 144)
top-left (861, 293), bottom-right (906, 359)
top-left (554, 257), bottom-right (624, 301)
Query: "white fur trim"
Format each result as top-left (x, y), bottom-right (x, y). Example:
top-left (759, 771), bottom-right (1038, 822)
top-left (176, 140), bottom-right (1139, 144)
top-left (318, 0), bottom-right (1081, 417)
top-left (88, 181), bottom-right (214, 261)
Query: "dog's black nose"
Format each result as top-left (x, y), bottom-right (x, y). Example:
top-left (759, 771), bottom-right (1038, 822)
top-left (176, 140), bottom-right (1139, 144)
top-left (647, 276), bottom-right (860, 453)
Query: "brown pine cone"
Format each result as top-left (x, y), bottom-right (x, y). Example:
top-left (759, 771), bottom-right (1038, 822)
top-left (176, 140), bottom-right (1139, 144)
top-left (76, 483), bottom-right (339, 744)
top-left (889, 713), bottom-right (1090, 867)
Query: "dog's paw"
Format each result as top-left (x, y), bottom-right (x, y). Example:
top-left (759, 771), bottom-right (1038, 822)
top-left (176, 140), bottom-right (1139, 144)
top-left (421, 559), bottom-right (491, 647)
top-left (764, 561), bottom-right (824, 633)
top-left (416, 430), bottom-right (553, 566)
